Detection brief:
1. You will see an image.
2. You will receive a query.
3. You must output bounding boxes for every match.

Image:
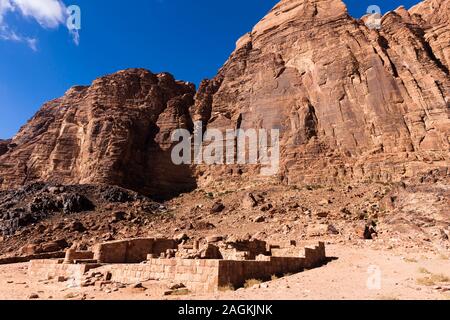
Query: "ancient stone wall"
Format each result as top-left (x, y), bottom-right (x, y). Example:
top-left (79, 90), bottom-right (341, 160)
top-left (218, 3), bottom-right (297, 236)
top-left (64, 250), bottom-right (95, 264)
top-left (220, 239), bottom-right (269, 260)
top-left (100, 242), bottom-right (326, 292)
top-left (103, 259), bottom-right (220, 292)
top-left (304, 242), bottom-right (327, 268)
top-left (93, 238), bottom-right (177, 264)
top-left (217, 257), bottom-right (305, 288)
top-left (28, 259), bottom-right (99, 279)
top-left (27, 241), bottom-right (327, 293)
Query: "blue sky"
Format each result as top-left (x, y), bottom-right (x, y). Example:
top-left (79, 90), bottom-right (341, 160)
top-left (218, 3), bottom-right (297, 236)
top-left (0, 0), bottom-right (422, 139)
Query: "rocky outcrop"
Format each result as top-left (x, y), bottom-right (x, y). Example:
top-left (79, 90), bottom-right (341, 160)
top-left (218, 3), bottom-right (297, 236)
top-left (0, 0), bottom-right (448, 198)
top-left (193, 0), bottom-right (449, 185)
top-left (0, 69), bottom-right (197, 199)
top-left (410, 0), bottom-right (450, 72)
top-left (0, 182), bottom-right (156, 236)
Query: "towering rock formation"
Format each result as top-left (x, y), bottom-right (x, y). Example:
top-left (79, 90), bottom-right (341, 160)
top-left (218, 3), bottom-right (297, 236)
top-left (0, 0), bottom-right (448, 197)
top-left (193, 0), bottom-right (449, 185)
top-left (0, 69), bottom-right (197, 199)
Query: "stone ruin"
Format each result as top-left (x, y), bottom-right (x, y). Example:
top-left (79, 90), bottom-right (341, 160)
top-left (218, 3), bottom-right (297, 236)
top-left (27, 237), bottom-right (328, 293)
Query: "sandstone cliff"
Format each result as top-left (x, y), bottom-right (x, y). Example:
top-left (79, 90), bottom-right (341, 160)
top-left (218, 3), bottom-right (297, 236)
top-left (0, 0), bottom-right (449, 197)
top-left (194, 0), bottom-right (449, 185)
top-left (410, 0), bottom-right (450, 73)
top-left (0, 69), bottom-right (197, 199)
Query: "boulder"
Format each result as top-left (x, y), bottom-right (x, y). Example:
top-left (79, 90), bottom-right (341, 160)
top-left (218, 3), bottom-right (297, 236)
top-left (210, 201), bottom-right (225, 214)
top-left (62, 193), bottom-right (94, 214)
top-left (356, 222), bottom-right (377, 240)
top-left (174, 233), bottom-right (189, 243)
top-left (69, 221), bottom-right (86, 233)
top-left (110, 211), bottom-right (126, 223)
top-left (253, 215), bottom-right (266, 223)
top-left (20, 244), bottom-right (40, 255)
top-left (242, 193), bottom-right (258, 209)
top-left (40, 239), bottom-right (69, 253)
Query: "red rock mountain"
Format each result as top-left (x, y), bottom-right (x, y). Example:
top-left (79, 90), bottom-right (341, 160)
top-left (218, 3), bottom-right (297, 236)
top-left (0, 70), bottom-right (197, 199)
top-left (0, 0), bottom-right (449, 197)
top-left (194, 0), bottom-right (449, 186)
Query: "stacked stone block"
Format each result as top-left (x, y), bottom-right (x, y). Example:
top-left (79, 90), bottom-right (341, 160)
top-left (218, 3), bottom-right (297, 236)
top-left (93, 238), bottom-right (177, 263)
top-left (27, 241), bottom-right (327, 293)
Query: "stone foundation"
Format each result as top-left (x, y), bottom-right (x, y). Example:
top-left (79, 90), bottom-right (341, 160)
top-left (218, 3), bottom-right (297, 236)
top-left (27, 242), bottom-right (327, 293)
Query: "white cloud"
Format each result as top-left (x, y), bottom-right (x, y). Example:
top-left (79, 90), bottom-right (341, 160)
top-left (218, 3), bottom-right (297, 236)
top-left (0, 0), bottom-right (79, 50)
top-left (0, 0), bottom-right (14, 24)
top-left (12, 0), bottom-right (66, 28)
top-left (69, 28), bottom-right (78, 45)
top-left (0, 25), bottom-right (37, 51)
top-left (26, 36), bottom-right (36, 50)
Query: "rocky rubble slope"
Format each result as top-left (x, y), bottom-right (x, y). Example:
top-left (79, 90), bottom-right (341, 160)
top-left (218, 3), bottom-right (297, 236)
top-left (1, 173), bottom-right (448, 258)
top-left (0, 183), bottom-right (165, 256)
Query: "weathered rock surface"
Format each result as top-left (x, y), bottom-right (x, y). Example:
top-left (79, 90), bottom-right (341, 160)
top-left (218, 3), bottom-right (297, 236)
top-left (0, 69), bottom-right (197, 199)
top-left (193, 0), bottom-right (450, 185)
top-left (0, 0), bottom-right (449, 197)
top-left (0, 182), bottom-right (157, 236)
top-left (410, 0), bottom-right (450, 72)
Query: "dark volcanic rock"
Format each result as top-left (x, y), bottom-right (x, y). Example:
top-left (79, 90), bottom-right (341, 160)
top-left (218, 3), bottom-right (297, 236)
top-left (101, 187), bottom-right (135, 203)
top-left (29, 195), bottom-right (60, 213)
top-left (0, 183), bottom-right (156, 237)
top-left (61, 193), bottom-right (94, 214)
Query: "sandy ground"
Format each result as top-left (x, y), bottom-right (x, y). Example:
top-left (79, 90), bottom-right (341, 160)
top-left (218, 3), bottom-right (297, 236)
top-left (0, 244), bottom-right (449, 300)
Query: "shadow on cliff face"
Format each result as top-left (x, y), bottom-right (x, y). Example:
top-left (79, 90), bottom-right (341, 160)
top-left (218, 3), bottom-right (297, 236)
top-left (0, 140), bottom-right (11, 157)
top-left (141, 148), bottom-right (197, 202)
top-left (111, 144), bottom-right (197, 202)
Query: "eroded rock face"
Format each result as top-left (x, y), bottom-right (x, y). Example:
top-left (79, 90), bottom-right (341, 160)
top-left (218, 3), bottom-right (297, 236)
top-left (410, 0), bottom-right (450, 72)
top-left (0, 0), bottom-right (449, 198)
top-left (193, 0), bottom-right (449, 185)
top-left (0, 69), bottom-right (197, 199)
